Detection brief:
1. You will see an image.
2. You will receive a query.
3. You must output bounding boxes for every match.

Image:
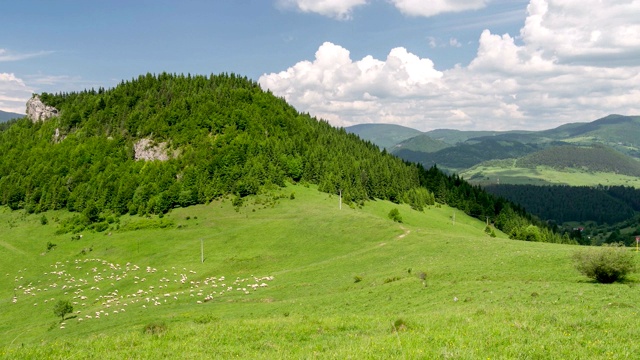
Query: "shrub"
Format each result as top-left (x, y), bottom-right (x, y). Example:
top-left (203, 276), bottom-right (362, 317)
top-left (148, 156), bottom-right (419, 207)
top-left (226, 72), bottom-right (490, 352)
top-left (40, 215), bottom-right (48, 225)
top-left (46, 242), bottom-right (57, 251)
top-left (93, 221), bottom-right (109, 232)
top-left (384, 276), bottom-right (401, 284)
top-left (388, 208), bottom-right (403, 223)
top-left (573, 243), bottom-right (636, 283)
top-left (392, 318), bottom-right (407, 332)
top-left (53, 299), bottom-right (73, 321)
top-left (353, 275), bottom-right (363, 283)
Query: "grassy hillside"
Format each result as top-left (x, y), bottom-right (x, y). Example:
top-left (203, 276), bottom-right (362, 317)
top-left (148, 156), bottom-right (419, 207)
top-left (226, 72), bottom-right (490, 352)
top-left (462, 163), bottom-right (640, 187)
top-left (2, 185), bottom-right (639, 358)
top-left (345, 123), bottom-right (423, 150)
top-left (463, 144), bottom-right (640, 187)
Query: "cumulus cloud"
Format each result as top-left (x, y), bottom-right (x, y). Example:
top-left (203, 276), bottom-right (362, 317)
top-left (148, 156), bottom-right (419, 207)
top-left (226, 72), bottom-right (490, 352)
top-left (521, 0), bottom-right (640, 66)
top-left (261, 0), bottom-right (640, 131)
top-left (276, 0), bottom-right (368, 20)
top-left (0, 73), bottom-right (32, 114)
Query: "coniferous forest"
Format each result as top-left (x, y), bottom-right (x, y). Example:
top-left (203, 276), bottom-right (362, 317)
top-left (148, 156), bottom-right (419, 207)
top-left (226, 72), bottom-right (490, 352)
top-left (0, 73), bottom-right (567, 243)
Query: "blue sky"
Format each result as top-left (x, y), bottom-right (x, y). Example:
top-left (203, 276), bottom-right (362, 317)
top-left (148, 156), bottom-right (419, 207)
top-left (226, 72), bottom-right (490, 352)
top-left (1, 0), bottom-right (639, 131)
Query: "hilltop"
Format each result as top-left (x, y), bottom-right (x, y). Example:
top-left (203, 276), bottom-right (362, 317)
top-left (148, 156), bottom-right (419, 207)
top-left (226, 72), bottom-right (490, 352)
top-left (0, 72), bottom-right (563, 244)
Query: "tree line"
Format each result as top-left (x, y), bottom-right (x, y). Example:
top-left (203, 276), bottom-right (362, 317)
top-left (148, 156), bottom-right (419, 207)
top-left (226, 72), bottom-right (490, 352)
top-left (484, 184), bottom-right (639, 225)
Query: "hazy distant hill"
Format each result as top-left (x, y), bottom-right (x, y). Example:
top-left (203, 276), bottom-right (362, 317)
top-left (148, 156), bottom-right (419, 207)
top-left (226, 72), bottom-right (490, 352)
top-left (401, 139), bottom-right (540, 172)
top-left (390, 134), bottom-right (450, 154)
top-left (345, 123), bottom-right (423, 150)
top-left (423, 129), bottom-right (527, 145)
top-left (517, 144), bottom-right (640, 176)
top-left (0, 110), bottom-right (24, 122)
top-left (472, 114), bottom-right (640, 158)
top-left (347, 115), bottom-right (640, 185)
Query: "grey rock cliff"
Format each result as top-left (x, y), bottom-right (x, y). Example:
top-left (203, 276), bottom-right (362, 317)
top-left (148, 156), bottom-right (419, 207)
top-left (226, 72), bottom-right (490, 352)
top-left (26, 95), bottom-right (59, 122)
top-left (134, 138), bottom-right (171, 161)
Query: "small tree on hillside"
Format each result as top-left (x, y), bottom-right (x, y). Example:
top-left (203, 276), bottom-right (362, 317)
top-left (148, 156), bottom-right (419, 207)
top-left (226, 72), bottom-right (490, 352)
top-left (388, 208), bottom-right (403, 223)
top-left (573, 243), bottom-right (636, 284)
top-left (53, 299), bottom-right (73, 321)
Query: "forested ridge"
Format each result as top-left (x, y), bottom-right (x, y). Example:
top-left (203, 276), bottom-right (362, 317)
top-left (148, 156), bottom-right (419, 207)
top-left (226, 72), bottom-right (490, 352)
top-left (484, 184), bottom-right (640, 224)
top-left (399, 139), bottom-right (540, 171)
top-left (516, 145), bottom-right (640, 176)
top-left (0, 73), bottom-right (566, 243)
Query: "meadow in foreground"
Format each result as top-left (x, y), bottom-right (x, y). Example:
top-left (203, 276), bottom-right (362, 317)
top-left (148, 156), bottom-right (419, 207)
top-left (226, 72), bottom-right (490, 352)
top-left (1, 184), bottom-right (638, 359)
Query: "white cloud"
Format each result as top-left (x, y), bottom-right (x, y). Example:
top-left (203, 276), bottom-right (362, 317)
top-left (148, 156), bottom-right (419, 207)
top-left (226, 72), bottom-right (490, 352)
top-left (276, 0), bottom-right (368, 20)
top-left (521, 0), bottom-right (640, 65)
top-left (276, 0), bottom-right (492, 19)
top-left (261, 0), bottom-right (640, 131)
top-left (390, 0), bottom-right (488, 17)
top-left (0, 48), bottom-right (53, 62)
top-left (0, 73), bottom-right (32, 114)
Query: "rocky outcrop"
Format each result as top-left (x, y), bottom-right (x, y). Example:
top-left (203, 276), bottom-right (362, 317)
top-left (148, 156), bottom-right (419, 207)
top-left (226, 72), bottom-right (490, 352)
top-left (26, 95), bottom-right (59, 122)
top-left (134, 138), bottom-right (171, 161)
top-left (52, 128), bottom-right (65, 143)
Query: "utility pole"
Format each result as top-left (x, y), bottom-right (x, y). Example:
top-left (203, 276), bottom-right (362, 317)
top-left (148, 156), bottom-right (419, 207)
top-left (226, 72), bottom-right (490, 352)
top-left (339, 189), bottom-right (342, 210)
top-left (452, 211), bottom-right (456, 226)
top-left (200, 239), bottom-right (204, 263)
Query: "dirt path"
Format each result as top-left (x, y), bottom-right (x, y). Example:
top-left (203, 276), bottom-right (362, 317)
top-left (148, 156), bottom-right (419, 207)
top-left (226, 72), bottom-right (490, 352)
top-left (397, 226), bottom-right (410, 239)
top-left (274, 227), bottom-right (409, 275)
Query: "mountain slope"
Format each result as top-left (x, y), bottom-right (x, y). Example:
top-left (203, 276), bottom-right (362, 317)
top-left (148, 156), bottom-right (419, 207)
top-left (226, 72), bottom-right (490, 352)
top-left (471, 114), bottom-right (640, 157)
top-left (0, 72), bottom-right (569, 246)
top-left (0, 73), bottom-right (427, 216)
top-left (517, 144), bottom-right (640, 176)
top-left (345, 123), bottom-right (423, 150)
top-left (390, 134), bottom-right (451, 154)
top-left (404, 139), bottom-right (540, 171)
top-left (0, 110), bottom-right (24, 122)
top-left (424, 128), bottom-right (528, 145)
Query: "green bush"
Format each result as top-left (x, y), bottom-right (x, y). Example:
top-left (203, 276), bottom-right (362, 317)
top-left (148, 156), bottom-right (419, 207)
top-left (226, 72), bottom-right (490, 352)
top-left (573, 243), bottom-right (636, 283)
top-left (388, 208), bottom-right (402, 223)
top-left (53, 300), bottom-right (73, 321)
top-left (93, 221), bottom-right (109, 232)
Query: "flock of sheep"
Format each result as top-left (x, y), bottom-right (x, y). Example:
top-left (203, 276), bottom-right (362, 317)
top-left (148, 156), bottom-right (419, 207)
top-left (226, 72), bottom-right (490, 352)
top-left (11, 257), bottom-right (275, 328)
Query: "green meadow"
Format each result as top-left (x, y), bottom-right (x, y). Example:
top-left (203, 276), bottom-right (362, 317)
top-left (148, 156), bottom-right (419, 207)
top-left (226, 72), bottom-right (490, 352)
top-left (1, 184), bottom-right (639, 359)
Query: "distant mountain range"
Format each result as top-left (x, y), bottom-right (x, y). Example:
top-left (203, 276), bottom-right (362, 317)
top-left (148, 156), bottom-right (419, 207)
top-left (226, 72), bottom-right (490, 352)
top-left (346, 114), bottom-right (640, 186)
top-left (0, 110), bottom-right (24, 122)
